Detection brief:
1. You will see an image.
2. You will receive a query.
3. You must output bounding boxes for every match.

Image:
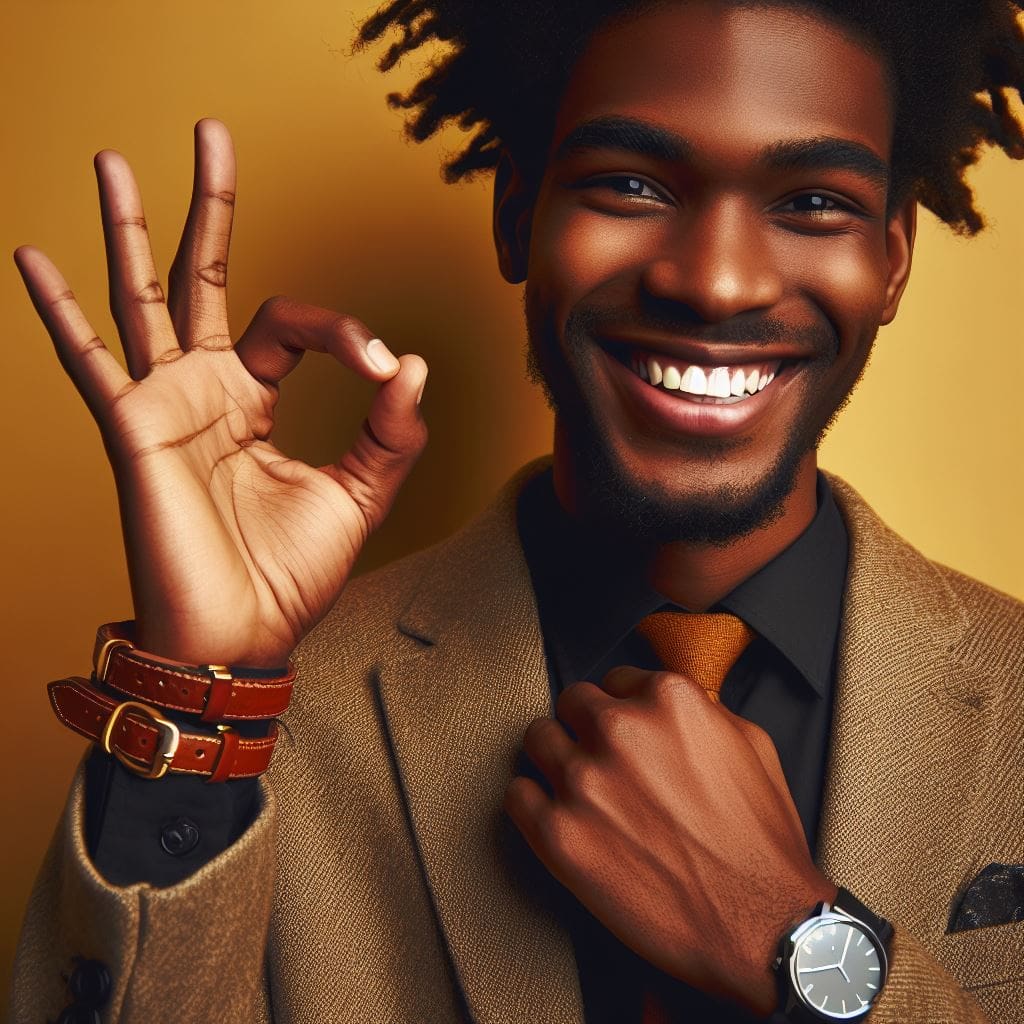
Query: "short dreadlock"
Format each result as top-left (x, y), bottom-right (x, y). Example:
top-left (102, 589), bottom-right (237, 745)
top-left (355, 0), bottom-right (1024, 235)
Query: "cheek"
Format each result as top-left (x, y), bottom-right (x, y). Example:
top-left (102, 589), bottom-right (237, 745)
top-left (529, 199), bottom-right (661, 316)
top-left (779, 232), bottom-right (892, 344)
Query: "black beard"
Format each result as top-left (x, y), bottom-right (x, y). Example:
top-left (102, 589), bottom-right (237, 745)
top-left (525, 297), bottom-right (866, 545)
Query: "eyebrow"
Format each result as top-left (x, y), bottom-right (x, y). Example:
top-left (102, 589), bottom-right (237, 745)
top-left (554, 115), bottom-right (889, 191)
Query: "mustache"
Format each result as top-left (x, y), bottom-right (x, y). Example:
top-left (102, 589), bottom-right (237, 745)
top-left (565, 305), bottom-right (839, 357)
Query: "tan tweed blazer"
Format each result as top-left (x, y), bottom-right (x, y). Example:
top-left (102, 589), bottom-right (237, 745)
top-left (10, 461), bottom-right (1024, 1023)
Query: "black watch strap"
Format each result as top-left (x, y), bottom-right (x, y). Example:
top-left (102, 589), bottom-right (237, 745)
top-left (834, 887), bottom-right (893, 949)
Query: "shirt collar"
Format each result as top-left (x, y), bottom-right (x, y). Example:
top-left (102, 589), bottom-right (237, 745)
top-left (516, 468), bottom-right (848, 697)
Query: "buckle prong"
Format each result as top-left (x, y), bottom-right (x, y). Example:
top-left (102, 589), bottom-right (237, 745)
top-left (101, 700), bottom-right (180, 780)
top-left (94, 637), bottom-right (134, 684)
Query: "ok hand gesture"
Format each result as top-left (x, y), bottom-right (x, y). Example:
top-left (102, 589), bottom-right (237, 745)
top-left (15, 119), bottom-right (428, 667)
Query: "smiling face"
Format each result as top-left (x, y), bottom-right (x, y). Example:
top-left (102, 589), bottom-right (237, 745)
top-left (500, 0), bottom-right (915, 543)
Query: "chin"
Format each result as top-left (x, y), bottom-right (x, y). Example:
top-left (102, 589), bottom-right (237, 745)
top-left (563, 424), bottom-right (808, 545)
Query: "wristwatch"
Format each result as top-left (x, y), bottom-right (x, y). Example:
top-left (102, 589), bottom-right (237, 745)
top-left (773, 887), bottom-right (892, 1021)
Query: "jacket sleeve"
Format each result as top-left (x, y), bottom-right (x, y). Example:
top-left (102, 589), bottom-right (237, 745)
top-left (8, 759), bottom-right (276, 1024)
top-left (868, 925), bottom-right (1006, 1024)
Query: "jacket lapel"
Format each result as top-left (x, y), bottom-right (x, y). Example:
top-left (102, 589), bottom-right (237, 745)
top-left (375, 461), bottom-right (585, 1024)
top-left (817, 475), bottom-right (987, 940)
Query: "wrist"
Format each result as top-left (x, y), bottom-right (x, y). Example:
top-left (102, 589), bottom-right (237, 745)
top-left (736, 871), bottom-right (841, 1017)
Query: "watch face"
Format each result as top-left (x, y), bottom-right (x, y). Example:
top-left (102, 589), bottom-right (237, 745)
top-left (789, 914), bottom-right (886, 1020)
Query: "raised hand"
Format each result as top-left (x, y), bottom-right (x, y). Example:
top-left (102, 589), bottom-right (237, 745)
top-left (14, 119), bottom-right (428, 667)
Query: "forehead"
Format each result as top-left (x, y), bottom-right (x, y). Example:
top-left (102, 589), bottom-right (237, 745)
top-left (551, 1), bottom-right (894, 170)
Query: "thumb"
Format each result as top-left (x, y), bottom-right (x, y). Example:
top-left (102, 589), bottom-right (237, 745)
top-left (323, 353), bottom-right (428, 533)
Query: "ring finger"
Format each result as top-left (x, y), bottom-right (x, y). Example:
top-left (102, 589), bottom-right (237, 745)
top-left (95, 149), bottom-right (179, 378)
top-left (522, 717), bottom-right (578, 798)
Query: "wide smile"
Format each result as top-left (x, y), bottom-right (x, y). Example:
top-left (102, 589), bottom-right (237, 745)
top-left (597, 339), bottom-right (807, 440)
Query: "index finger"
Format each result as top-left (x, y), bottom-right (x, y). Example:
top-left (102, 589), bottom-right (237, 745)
top-left (234, 296), bottom-right (402, 387)
top-left (600, 664), bottom-right (657, 699)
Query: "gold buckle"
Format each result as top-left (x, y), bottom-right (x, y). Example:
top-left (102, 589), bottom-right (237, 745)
top-left (94, 636), bottom-right (134, 683)
top-left (101, 700), bottom-right (181, 780)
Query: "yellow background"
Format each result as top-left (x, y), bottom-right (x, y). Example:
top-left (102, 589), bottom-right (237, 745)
top-left (2, 0), bottom-right (1022, 1002)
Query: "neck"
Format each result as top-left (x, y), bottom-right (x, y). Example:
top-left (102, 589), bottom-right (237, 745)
top-left (646, 457), bottom-right (819, 610)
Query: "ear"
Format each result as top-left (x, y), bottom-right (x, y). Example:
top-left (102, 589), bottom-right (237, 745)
top-left (879, 196), bottom-right (917, 325)
top-left (493, 150), bottom-right (535, 284)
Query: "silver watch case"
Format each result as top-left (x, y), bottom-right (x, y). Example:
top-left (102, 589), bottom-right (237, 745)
top-left (779, 902), bottom-right (889, 1021)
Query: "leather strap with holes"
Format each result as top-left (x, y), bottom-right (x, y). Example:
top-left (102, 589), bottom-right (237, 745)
top-left (92, 621), bottom-right (295, 722)
top-left (48, 676), bottom-right (277, 781)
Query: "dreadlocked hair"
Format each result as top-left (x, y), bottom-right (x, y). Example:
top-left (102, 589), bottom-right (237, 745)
top-left (355, 0), bottom-right (1024, 235)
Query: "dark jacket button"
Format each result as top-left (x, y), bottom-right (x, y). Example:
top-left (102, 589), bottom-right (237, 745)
top-left (57, 1007), bottom-right (101, 1024)
top-left (67, 958), bottom-right (111, 1005)
top-left (159, 816), bottom-right (201, 856)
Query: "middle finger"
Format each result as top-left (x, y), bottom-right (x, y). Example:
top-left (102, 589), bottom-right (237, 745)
top-left (167, 119), bottom-right (236, 351)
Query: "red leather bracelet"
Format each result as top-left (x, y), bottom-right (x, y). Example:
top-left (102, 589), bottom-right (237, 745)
top-left (92, 621), bottom-right (295, 722)
top-left (48, 676), bottom-right (278, 781)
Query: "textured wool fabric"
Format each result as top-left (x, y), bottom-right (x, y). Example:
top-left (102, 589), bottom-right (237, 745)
top-left (635, 611), bottom-right (756, 701)
top-left (9, 460), bottom-right (1023, 1023)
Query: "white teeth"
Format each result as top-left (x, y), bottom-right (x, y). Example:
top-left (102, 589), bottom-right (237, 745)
top-left (679, 365), bottom-right (707, 396)
top-left (630, 352), bottom-right (783, 400)
top-left (707, 367), bottom-right (732, 399)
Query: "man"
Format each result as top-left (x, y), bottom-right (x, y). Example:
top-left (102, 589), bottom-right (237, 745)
top-left (9, 1), bottom-right (1024, 1021)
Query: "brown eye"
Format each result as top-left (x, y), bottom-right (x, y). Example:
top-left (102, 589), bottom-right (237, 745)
top-left (782, 193), bottom-right (848, 217)
top-left (592, 175), bottom-right (666, 201)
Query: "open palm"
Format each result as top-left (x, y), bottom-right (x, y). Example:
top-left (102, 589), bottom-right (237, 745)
top-left (15, 120), bottom-right (428, 667)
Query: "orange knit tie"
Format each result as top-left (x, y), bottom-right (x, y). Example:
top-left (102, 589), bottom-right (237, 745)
top-left (635, 611), bottom-right (755, 701)
top-left (634, 611), bottom-right (755, 1023)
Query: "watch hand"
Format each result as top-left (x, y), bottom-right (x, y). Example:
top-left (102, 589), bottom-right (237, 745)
top-left (838, 927), bottom-right (853, 969)
top-left (837, 964), bottom-right (850, 984)
top-left (798, 964), bottom-right (841, 974)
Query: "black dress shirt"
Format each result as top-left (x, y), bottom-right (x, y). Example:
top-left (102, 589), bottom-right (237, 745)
top-left (515, 467), bottom-right (848, 1023)
top-left (85, 466), bottom-right (848, 1021)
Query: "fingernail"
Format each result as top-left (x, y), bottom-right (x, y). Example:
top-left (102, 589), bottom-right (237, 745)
top-left (416, 370), bottom-right (428, 406)
top-left (366, 337), bottom-right (400, 374)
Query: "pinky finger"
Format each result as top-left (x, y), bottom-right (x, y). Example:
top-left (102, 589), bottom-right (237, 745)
top-left (14, 245), bottom-right (131, 416)
top-left (503, 773), bottom-right (557, 858)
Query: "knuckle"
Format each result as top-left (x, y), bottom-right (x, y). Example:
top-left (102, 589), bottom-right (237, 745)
top-left (190, 333), bottom-right (233, 352)
top-left (329, 312), bottom-right (368, 341)
top-left (538, 808), bottom-right (576, 859)
top-left (149, 347), bottom-right (185, 366)
top-left (203, 188), bottom-right (236, 208)
top-left (256, 294), bottom-right (290, 323)
top-left (561, 756), bottom-right (598, 798)
top-left (648, 671), bottom-right (685, 703)
top-left (522, 717), bottom-right (550, 751)
top-left (591, 703), bottom-right (632, 747)
top-left (196, 261), bottom-right (228, 288)
top-left (134, 281), bottom-right (165, 305)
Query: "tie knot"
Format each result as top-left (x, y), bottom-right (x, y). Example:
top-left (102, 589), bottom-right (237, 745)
top-left (635, 611), bottom-right (755, 701)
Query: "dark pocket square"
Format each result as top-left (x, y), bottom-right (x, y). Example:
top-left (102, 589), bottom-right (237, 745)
top-left (949, 863), bottom-right (1024, 932)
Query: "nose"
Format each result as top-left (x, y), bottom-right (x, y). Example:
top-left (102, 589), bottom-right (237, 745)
top-left (640, 198), bottom-right (783, 323)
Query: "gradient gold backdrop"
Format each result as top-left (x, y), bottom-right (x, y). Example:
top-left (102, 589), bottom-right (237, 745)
top-left (2, 0), bottom-right (1022, 1002)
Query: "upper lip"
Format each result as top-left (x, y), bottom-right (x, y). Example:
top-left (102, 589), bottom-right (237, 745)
top-left (596, 331), bottom-right (814, 367)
